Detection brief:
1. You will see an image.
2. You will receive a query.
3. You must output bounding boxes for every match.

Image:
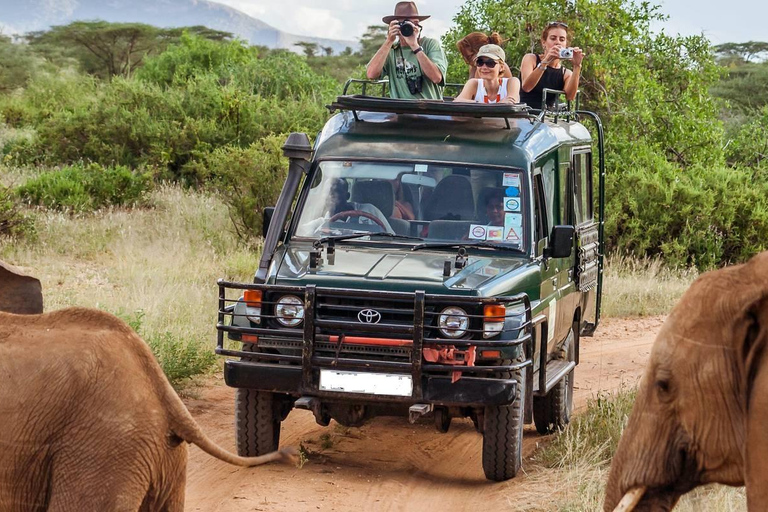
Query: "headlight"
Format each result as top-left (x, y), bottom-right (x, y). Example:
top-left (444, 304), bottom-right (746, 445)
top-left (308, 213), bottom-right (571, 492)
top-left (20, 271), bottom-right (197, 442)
top-left (275, 295), bottom-right (305, 327)
top-left (438, 307), bottom-right (468, 338)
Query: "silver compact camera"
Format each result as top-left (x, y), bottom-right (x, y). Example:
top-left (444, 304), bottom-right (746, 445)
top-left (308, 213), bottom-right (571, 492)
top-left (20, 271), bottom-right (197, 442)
top-left (559, 47), bottom-right (574, 59)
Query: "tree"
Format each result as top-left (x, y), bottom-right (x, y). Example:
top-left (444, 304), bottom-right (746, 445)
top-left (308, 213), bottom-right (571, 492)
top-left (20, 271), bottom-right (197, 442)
top-left (322, 46), bottom-right (334, 57)
top-left (358, 25), bottom-right (387, 57)
top-left (714, 41), bottom-right (768, 66)
top-left (25, 22), bottom-right (235, 79)
top-left (0, 35), bottom-right (48, 92)
top-left (443, 0), bottom-right (723, 169)
top-left (294, 41), bottom-right (319, 58)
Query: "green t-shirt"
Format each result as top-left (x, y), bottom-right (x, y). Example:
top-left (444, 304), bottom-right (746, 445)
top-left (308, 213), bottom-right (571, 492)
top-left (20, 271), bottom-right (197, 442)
top-left (380, 37), bottom-right (447, 100)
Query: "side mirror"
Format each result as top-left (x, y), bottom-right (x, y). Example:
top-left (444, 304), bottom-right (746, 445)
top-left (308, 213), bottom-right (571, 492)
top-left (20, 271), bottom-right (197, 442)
top-left (262, 207), bottom-right (275, 238)
top-left (545, 225), bottom-right (575, 259)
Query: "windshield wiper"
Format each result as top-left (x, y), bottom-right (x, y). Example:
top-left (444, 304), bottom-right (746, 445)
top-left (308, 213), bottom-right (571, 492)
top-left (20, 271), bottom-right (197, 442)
top-left (314, 232), bottom-right (423, 247)
top-left (410, 241), bottom-right (526, 254)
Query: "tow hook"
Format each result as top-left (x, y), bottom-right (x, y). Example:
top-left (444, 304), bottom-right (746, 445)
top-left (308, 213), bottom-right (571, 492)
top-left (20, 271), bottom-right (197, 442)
top-left (408, 403), bottom-right (433, 424)
top-left (295, 396), bottom-right (331, 426)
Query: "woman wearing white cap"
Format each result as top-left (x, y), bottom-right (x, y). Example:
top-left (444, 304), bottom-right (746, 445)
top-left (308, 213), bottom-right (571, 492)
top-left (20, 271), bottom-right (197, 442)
top-left (453, 44), bottom-right (520, 104)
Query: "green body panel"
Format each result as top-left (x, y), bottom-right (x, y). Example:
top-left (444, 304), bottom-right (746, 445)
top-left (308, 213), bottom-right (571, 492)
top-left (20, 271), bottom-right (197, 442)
top-left (271, 243), bottom-right (541, 301)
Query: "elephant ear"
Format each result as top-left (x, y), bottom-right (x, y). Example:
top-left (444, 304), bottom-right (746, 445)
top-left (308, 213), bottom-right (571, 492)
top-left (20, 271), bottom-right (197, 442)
top-left (742, 294), bottom-right (768, 506)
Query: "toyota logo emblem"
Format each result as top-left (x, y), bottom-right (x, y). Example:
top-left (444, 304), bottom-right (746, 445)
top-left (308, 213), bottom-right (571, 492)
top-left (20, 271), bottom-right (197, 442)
top-left (358, 309), bottom-right (382, 324)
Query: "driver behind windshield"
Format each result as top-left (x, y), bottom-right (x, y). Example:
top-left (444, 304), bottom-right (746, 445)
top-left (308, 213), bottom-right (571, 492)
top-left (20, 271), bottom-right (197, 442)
top-left (316, 178), bottom-right (393, 233)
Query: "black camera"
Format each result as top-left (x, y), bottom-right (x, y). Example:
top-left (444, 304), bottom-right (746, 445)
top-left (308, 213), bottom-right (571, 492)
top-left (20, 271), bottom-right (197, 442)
top-left (406, 75), bottom-right (423, 95)
top-left (398, 20), bottom-right (416, 37)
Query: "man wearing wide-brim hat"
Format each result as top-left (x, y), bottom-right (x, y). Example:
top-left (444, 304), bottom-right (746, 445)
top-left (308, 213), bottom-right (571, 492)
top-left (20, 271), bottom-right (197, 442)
top-left (366, 1), bottom-right (447, 100)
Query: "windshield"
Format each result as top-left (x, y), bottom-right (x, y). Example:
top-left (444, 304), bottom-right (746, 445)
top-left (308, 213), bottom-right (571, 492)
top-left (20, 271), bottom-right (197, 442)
top-left (293, 161), bottom-right (528, 251)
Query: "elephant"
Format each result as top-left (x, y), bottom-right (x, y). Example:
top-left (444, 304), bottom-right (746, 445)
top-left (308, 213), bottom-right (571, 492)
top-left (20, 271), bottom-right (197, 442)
top-left (0, 259), bottom-right (43, 314)
top-left (604, 251), bottom-right (768, 511)
top-left (0, 307), bottom-right (294, 511)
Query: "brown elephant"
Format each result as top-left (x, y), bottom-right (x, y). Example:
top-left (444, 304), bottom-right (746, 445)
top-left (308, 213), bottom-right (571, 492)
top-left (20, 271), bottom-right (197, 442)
top-left (0, 259), bottom-right (43, 314)
top-left (604, 251), bottom-right (768, 511)
top-left (0, 307), bottom-right (294, 511)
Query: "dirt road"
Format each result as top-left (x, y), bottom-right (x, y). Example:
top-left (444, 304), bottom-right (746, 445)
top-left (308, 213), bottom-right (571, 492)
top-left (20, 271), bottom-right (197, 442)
top-left (184, 316), bottom-right (663, 512)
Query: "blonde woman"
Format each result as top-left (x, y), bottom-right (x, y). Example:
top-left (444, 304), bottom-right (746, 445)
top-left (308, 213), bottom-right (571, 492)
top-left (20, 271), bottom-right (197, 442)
top-left (453, 44), bottom-right (520, 104)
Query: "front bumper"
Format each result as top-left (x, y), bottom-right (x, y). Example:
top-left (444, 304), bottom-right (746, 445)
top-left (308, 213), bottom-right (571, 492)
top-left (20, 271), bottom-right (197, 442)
top-left (224, 360), bottom-right (518, 407)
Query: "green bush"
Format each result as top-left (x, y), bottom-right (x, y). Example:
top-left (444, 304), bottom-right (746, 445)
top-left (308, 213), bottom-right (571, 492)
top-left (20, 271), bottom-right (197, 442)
top-left (0, 183), bottom-right (35, 238)
top-left (200, 135), bottom-right (288, 244)
top-left (606, 159), bottom-right (768, 268)
top-left (16, 163), bottom-right (152, 212)
top-left (120, 309), bottom-right (215, 390)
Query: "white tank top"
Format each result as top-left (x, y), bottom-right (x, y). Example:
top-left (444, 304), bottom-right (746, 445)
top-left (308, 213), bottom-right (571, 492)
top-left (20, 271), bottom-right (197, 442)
top-left (473, 78), bottom-right (509, 103)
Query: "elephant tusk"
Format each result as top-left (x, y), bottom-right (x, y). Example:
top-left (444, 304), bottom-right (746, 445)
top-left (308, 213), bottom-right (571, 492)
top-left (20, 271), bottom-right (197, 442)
top-left (613, 487), bottom-right (646, 512)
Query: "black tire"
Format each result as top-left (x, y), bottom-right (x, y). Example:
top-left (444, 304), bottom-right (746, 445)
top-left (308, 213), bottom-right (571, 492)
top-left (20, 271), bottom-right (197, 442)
top-left (482, 360), bottom-right (526, 481)
top-left (533, 325), bottom-right (576, 435)
top-left (235, 388), bottom-right (281, 456)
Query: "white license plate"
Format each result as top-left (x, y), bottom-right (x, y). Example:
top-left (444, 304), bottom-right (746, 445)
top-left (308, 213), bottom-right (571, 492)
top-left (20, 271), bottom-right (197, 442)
top-left (319, 369), bottom-right (413, 397)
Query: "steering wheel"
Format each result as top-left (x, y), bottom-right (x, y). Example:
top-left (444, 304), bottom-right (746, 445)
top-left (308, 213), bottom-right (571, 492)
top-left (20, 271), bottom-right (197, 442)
top-left (329, 210), bottom-right (388, 230)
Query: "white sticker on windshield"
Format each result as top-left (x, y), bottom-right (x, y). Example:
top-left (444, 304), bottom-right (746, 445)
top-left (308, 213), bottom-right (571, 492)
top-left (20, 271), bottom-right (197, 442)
top-left (504, 213), bottom-right (523, 243)
top-left (469, 224), bottom-right (487, 240)
top-left (487, 226), bottom-right (503, 241)
top-left (414, 164), bottom-right (428, 173)
top-left (502, 173), bottom-right (520, 187)
top-left (504, 197), bottom-right (521, 212)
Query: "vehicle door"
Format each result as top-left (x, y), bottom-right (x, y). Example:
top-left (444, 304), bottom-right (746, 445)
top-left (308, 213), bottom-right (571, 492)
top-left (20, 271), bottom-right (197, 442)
top-left (533, 155), bottom-right (562, 358)
top-left (571, 148), bottom-right (599, 330)
top-left (553, 145), bottom-right (578, 343)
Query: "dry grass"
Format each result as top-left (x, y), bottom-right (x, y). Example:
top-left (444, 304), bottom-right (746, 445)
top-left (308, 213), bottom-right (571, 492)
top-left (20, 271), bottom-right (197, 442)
top-left (602, 253), bottom-right (699, 318)
top-left (0, 182), bottom-right (260, 387)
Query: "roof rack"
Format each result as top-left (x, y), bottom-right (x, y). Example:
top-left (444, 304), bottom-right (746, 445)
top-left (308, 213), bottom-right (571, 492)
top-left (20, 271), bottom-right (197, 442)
top-left (331, 80), bottom-right (583, 127)
top-left (328, 95), bottom-right (535, 129)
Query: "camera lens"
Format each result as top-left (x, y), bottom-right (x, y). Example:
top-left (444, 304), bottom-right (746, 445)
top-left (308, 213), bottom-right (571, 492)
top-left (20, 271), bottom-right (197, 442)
top-left (399, 21), bottom-right (414, 37)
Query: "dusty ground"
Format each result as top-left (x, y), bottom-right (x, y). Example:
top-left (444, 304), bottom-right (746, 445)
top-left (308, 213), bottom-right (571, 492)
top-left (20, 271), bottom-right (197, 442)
top-left (184, 316), bottom-right (664, 512)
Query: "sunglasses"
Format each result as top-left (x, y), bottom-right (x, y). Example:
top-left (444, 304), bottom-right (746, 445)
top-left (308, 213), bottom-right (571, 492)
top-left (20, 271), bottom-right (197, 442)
top-left (475, 58), bottom-right (499, 68)
top-left (547, 21), bottom-right (569, 29)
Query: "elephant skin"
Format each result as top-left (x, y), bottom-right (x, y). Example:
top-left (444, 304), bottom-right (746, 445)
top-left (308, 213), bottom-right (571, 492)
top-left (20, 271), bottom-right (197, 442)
top-left (0, 307), bottom-right (294, 511)
top-left (604, 251), bottom-right (768, 511)
top-left (0, 260), bottom-right (43, 314)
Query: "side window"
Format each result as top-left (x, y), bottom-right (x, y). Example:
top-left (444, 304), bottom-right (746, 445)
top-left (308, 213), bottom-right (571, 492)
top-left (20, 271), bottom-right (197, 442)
top-left (533, 173), bottom-right (548, 243)
top-left (540, 158), bottom-right (556, 231)
top-left (572, 152), bottom-right (593, 225)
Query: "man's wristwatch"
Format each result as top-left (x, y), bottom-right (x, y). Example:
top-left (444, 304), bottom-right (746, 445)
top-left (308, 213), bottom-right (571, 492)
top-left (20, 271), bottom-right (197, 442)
top-left (412, 46), bottom-right (424, 55)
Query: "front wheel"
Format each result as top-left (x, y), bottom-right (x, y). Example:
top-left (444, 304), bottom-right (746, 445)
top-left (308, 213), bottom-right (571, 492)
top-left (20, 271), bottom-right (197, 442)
top-left (482, 363), bottom-right (526, 481)
top-left (235, 389), bottom-right (281, 456)
top-left (533, 325), bottom-right (576, 435)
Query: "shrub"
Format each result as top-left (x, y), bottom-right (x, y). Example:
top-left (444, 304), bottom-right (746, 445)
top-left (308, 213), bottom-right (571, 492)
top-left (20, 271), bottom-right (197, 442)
top-left (201, 135), bottom-right (288, 243)
top-left (0, 183), bottom-right (35, 238)
top-left (606, 158), bottom-right (768, 269)
top-left (120, 309), bottom-right (215, 390)
top-left (16, 162), bottom-right (152, 212)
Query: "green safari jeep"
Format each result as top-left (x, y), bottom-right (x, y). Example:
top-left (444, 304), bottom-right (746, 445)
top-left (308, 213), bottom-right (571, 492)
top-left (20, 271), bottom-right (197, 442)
top-left (216, 89), bottom-right (605, 481)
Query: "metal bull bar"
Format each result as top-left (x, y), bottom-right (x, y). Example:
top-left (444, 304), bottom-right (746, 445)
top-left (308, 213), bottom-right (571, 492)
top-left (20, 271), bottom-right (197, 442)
top-left (215, 280), bottom-right (540, 403)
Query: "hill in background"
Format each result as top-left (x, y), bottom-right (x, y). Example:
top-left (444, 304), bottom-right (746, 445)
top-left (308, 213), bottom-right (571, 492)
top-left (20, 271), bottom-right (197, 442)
top-left (0, 0), bottom-right (357, 53)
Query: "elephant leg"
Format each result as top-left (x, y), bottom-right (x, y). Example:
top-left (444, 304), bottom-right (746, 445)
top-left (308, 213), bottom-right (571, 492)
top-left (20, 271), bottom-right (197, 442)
top-left (140, 444), bottom-right (187, 512)
top-left (45, 460), bottom-right (148, 512)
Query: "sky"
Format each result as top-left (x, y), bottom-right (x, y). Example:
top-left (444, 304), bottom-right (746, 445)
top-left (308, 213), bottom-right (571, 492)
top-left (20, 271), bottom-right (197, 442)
top-left (210, 0), bottom-right (765, 46)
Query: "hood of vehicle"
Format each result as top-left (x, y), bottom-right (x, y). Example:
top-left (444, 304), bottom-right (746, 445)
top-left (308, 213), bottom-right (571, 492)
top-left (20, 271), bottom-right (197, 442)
top-left (272, 243), bottom-right (533, 295)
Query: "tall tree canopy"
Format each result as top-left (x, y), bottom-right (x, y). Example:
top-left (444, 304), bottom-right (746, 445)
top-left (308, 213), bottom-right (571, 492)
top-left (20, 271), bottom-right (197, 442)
top-left (443, 0), bottom-right (723, 169)
top-left (25, 21), bottom-right (233, 79)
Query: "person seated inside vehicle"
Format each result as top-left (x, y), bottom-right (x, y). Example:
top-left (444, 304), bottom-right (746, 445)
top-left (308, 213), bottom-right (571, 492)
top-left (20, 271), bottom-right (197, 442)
top-left (321, 178), bottom-right (393, 233)
top-left (477, 187), bottom-right (505, 226)
top-left (453, 44), bottom-right (520, 104)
